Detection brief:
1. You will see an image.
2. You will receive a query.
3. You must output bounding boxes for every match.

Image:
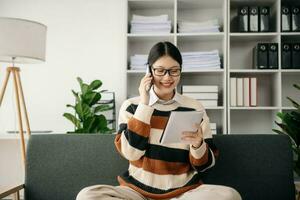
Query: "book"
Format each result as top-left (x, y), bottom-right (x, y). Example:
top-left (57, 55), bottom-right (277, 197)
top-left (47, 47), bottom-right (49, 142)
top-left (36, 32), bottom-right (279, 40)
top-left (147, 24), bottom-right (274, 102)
top-left (210, 123), bottom-right (217, 130)
top-left (292, 43), bottom-right (300, 69)
top-left (253, 43), bottom-right (268, 69)
top-left (292, 7), bottom-right (300, 32)
top-left (230, 77), bottom-right (237, 106)
top-left (268, 43), bottom-right (278, 69)
top-left (237, 78), bottom-right (244, 106)
top-left (250, 77), bottom-right (258, 106)
top-left (160, 111), bottom-right (204, 144)
top-left (243, 78), bottom-right (250, 107)
top-left (182, 92), bottom-right (218, 100)
top-left (249, 6), bottom-right (259, 32)
top-left (282, 43), bottom-right (292, 69)
top-left (259, 6), bottom-right (270, 32)
top-left (282, 6), bottom-right (291, 32)
top-left (198, 100), bottom-right (218, 107)
top-left (238, 6), bottom-right (249, 32)
top-left (181, 85), bottom-right (218, 93)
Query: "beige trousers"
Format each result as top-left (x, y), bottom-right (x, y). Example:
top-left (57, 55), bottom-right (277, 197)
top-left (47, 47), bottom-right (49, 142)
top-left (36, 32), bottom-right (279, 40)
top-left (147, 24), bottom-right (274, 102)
top-left (76, 184), bottom-right (242, 200)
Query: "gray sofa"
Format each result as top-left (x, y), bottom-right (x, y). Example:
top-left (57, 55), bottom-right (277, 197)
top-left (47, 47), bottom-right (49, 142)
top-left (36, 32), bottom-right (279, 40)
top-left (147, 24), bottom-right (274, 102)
top-left (0, 134), bottom-right (295, 200)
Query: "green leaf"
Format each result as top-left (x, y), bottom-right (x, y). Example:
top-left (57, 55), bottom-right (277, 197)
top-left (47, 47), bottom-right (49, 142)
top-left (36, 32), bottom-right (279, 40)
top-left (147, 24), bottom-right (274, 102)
top-left (94, 104), bottom-right (113, 113)
top-left (75, 102), bottom-right (92, 121)
top-left (294, 84), bottom-right (300, 90)
top-left (72, 90), bottom-right (80, 102)
top-left (82, 92), bottom-right (101, 106)
top-left (66, 104), bottom-right (75, 109)
top-left (63, 113), bottom-right (81, 129)
top-left (83, 117), bottom-right (97, 133)
top-left (89, 80), bottom-right (102, 90)
top-left (81, 83), bottom-right (89, 95)
top-left (287, 97), bottom-right (300, 109)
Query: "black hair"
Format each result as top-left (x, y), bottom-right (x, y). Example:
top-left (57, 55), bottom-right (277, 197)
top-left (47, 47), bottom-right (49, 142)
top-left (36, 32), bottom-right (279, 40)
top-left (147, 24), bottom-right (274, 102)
top-left (147, 41), bottom-right (182, 68)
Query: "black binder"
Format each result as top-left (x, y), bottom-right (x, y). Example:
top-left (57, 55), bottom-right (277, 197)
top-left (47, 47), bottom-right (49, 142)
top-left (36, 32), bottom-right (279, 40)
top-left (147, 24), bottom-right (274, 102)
top-left (259, 6), bottom-right (270, 32)
top-left (281, 43), bottom-right (292, 69)
top-left (249, 6), bottom-right (259, 32)
top-left (292, 43), bottom-right (300, 69)
top-left (281, 6), bottom-right (291, 32)
top-left (292, 7), bottom-right (300, 32)
top-left (238, 6), bottom-right (248, 32)
top-left (253, 43), bottom-right (268, 69)
top-left (268, 43), bottom-right (278, 69)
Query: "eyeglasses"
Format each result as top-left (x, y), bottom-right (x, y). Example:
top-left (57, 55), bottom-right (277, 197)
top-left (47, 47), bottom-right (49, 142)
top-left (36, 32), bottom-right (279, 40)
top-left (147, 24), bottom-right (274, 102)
top-left (151, 67), bottom-right (181, 77)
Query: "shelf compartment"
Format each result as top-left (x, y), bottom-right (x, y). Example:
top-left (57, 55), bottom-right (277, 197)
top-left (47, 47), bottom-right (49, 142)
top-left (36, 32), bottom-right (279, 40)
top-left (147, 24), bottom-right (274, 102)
top-left (127, 36), bottom-right (175, 69)
top-left (127, 69), bottom-right (225, 74)
top-left (127, 0), bottom-right (175, 33)
top-left (177, 0), bottom-right (226, 32)
top-left (230, 109), bottom-right (279, 134)
top-left (230, 72), bottom-right (281, 107)
top-left (230, 69), bottom-right (279, 73)
top-left (177, 35), bottom-right (225, 69)
top-left (229, 0), bottom-right (278, 33)
top-left (281, 73), bottom-right (300, 107)
top-left (206, 109), bottom-right (225, 135)
top-left (230, 35), bottom-right (278, 69)
top-left (230, 106), bottom-right (281, 110)
top-left (180, 73), bottom-right (225, 107)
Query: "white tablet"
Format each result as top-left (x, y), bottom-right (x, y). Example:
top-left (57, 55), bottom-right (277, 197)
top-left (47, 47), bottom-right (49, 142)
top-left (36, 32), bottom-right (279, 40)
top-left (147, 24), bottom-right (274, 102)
top-left (159, 111), bottom-right (204, 144)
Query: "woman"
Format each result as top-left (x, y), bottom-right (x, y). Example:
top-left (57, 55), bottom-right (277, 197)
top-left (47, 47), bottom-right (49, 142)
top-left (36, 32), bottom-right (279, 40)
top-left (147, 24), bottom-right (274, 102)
top-left (76, 42), bottom-right (241, 200)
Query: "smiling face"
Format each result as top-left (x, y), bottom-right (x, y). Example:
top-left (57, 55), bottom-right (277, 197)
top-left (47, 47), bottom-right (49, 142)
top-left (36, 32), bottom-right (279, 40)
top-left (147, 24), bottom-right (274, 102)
top-left (151, 55), bottom-right (181, 100)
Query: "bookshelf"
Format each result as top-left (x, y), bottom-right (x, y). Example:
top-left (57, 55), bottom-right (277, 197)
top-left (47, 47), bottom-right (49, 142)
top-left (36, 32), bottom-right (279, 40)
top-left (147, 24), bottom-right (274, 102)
top-left (125, 0), bottom-right (300, 135)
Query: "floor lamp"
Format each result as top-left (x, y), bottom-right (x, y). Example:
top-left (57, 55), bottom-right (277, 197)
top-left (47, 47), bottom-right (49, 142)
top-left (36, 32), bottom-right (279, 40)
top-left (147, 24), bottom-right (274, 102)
top-left (0, 17), bottom-right (47, 166)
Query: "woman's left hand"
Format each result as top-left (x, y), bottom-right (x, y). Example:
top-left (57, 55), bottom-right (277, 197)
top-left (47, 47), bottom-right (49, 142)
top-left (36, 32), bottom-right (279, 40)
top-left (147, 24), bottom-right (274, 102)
top-left (181, 123), bottom-right (203, 148)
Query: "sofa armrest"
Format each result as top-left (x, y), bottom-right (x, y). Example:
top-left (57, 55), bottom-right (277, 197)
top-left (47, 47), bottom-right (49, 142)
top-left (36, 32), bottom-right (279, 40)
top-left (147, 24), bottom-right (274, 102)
top-left (0, 184), bottom-right (24, 200)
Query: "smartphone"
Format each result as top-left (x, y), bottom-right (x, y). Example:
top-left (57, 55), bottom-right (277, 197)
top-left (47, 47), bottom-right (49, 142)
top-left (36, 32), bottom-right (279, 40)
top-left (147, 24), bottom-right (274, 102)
top-left (145, 65), bottom-right (152, 91)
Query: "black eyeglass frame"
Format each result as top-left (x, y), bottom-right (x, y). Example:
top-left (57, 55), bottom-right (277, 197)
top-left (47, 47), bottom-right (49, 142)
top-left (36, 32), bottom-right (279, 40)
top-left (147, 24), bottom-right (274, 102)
top-left (150, 66), bottom-right (182, 77)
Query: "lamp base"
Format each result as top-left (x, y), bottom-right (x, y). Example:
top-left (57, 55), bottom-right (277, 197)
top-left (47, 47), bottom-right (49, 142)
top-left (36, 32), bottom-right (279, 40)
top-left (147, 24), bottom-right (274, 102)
top-left (0, 66), bottom-right (31, 166)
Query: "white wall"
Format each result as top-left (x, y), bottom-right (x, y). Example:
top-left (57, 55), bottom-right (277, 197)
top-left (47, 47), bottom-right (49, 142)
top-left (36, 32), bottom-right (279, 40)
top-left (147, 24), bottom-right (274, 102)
top-left (0, 0), bottom-right (127, 133)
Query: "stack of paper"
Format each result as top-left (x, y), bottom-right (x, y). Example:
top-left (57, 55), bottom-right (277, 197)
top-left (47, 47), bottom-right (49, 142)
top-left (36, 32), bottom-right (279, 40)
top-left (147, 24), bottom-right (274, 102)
top-left (130, 54), bottom-right (148, 70)
top-left (178, 19), bottom-right (220, 33)
top-left (181, 50), bottom-right (221, 70)
top-left (130, 14), bottom-right (172, 34)
top-left (182, 85), bottom-right (219, 107)
top-left (210, 123), bottom-right (217, 135)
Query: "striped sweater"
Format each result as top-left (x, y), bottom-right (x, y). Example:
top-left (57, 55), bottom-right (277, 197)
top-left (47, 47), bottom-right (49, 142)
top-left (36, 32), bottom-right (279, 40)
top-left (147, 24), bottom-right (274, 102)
top-left (114, 93), bottom-right (218, 199)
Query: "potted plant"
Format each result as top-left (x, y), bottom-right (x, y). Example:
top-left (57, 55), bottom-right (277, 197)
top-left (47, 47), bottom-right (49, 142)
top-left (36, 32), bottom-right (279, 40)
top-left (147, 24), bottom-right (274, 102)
top-left (63, 77), bottom-right (114, 134)
top-left (273, 84), bottom-right (300, 176)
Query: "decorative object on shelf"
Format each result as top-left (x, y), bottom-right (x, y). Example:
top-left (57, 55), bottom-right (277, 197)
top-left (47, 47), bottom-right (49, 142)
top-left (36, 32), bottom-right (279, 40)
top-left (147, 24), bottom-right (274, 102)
top-left (63, 77), bottom-right (114, 134)
top-left (0, 17), bottom-right (47, 165)
top-left (273, 84), bottom-right (300, 176)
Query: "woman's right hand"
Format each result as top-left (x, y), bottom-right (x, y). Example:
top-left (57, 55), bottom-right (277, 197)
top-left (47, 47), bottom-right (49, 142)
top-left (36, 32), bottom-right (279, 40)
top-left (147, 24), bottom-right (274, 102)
top-left (139, 73), bottom-right (153, 105)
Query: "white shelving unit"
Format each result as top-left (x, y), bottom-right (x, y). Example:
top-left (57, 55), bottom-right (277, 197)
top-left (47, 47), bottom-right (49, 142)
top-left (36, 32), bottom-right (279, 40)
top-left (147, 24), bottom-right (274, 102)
top-left (228, 0), bottom-right (300, 134)
top-left (126, 0), bottom-right (227, 134)
top-left (126, 0), bottom-right (300, 135)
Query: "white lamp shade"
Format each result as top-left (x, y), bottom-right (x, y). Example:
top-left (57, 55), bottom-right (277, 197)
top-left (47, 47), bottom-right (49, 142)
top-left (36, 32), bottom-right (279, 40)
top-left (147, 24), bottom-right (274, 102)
top-left (0, 17), bottom-right (47, 64)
